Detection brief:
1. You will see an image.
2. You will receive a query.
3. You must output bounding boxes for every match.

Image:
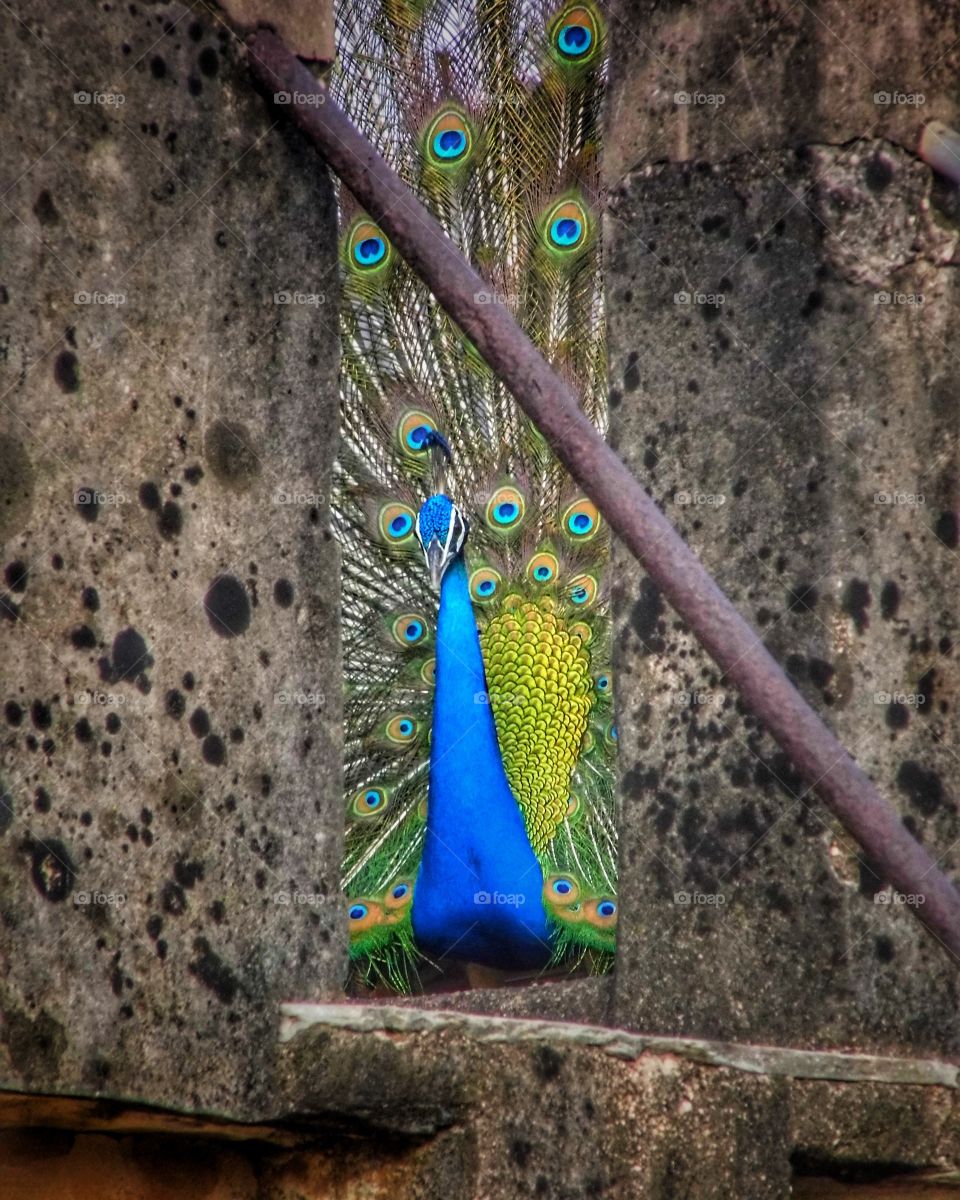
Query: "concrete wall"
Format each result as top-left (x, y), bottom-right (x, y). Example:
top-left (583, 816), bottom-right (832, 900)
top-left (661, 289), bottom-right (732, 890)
top-left (0, 0), bottom-right (343, 1115)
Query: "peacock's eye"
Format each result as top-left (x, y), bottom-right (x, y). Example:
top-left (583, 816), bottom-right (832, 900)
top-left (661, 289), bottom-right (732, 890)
top-left (349, 903), bottom-right (368, 920)
top-left (527, 551), bottom-right (559, 585)
top-left (562, 498), bottom-right (600, 540)
top-left (385, 713), bottom-right (419, 744)
top-left (584, 896), bottom-right (618, 929)
top-left (425, 108), bottom-right (474, 167)
top-left (485, 485), bottom-right (526, 532)
top-left (470, 567), bottom-right (502, 602)
top-left (554, 878), bottom-right (572, 895)
top-left (420, 657), bottom-right (435, 685)
top-left (595, 672), bottom-right (610, 693)
top-left (549, 5), bottom-right (601, 64)
top-left (397, 409), bottom-right (436, 455)
top-left (597, 899), bottom-right (616, 918)
top-left (543, 199), bottom-right (590, 254)
top-left (346, 219), bottom-right (392, 273)
top-left (567, 572), bottom-right (599, 608)
top-left (604, 721), bottom-right (618, 748)
top-left (569, 620), bottom-right (592, 643)
top-left (391, 612), bottom-right (428, 646)
top-left (352, 785), bottom-right (390, 818)
top-left (544, 873), bottom-right (581, 905)
top-left (378, 502), bottom-right (417, 546)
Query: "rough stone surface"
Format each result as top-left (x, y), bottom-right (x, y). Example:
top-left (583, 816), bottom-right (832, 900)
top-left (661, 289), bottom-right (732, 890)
top-left (606, 0), bottom-right (960, 1051)
top-left (0, 2), bottom-right (343, 1114)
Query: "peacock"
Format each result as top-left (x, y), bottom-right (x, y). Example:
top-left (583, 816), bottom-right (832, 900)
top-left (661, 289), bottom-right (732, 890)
top-left (331, 0), bottom-right (617, 990)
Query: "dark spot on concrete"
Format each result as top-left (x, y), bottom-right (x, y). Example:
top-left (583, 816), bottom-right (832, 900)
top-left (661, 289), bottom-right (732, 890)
top-left (5, 701), bottom-right (23, 726)
top-left (917, 668), bottom-right (935, 713)
top-left (164, 688), bottom-right (185, 719)
top-left (202, 734), bottom-right (226, 766)
top-left (70, 625), bottom-right (96, 650)
top-left (808, 659), bottom-right (834, 688)
top-left (74, 718), bottom-right (93, 743)
top-left (886, 701), bottom-right (909, 730)
top-left (204, 575), bottom-right (251, 637)
top-left (1, 593), bottom-right (20, 621)
top-left (204, 420), bottom-right (260, 489)
top-left (150, 55), bottom-right (166, 79)
top-left (879, 580), bottom-right (900, 620)
top-left (146, 915), bottom-right (163, 939)
top-left (30, 838), bottom-right (75, 902)
top-left (732, 477), bottom-right (748, 498)
top-left (158, 500), bottom-right (182, 538)
top-left (110, 627), bottom-right (153, 681)
top-left (51, 554), bottom-right (63, 570)
top-left (786, 582), bottom-right (818, 614)
top-left (5, 561), bottom-right (28, 592)
top-left (210, 899), bottom-right (225, 923)
top-left (139, 481), bottom-right (161, 510)
top-left (183, 672), bottom-right (195, 690)
top-left (534, 1044), bottom-right (563, 1080)
top-left (198, 46), bottom-right (218, 76)
top-left (935, 511), bottom-right (958, 549)
top-left (105, 712), bottom-right (121, 734)
top-left (0, 434), bottom-right (35, 542)
top-left (81, 586), bottom-right (100, 612)
top-left (864, 154), bottom-right (894, 192)
top-left (184, 464), bottom-right (204, 485)
top-left (510, 1139), bottom-right (533, 1167)
top-left (622, 351), bottom-right (640, 392)
top-left (33, 189), bottom-right (59, 225)
top-left (841, 579), bottom-right (870, 633)
top-left (897, 760), bottom-right (943, 817)
top-left (34, 787), bottom-right (51, 813)
top-left (161, 881), bottom-right (187, 915)
top-left (188, 707), bottom-right (210, 737)
top-left (187, 75), bottom-right (202, 96)
top-left (75, 487), bottom-right (99, 522)
top-left (630, 578), bottom-right (664, 654)
top-left (273, 578), bottom-right (294, 608)
top-left (54, 351), bottom-right (79, 393)
top-left (30, 700), bottom-right (52, 729)
top-left (189, 937), bottom-right (238, 1004)
top-left (800, 290), bottom-right (823, 319)
top-left (700, 213), bottom-right (730, 237)
top-left (875, 934), bottom-right (895, 963)
top-left (0, 784), bottom-right (13, 834)
top-left (174, 859), bottom-right (204, 889)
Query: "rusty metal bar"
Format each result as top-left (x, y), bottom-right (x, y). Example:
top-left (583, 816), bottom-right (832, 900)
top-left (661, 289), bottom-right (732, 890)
top-left (246, 30), bottom-right (960, 962)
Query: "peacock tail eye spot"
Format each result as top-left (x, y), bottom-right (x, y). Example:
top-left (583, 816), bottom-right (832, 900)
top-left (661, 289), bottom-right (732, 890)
top-left (470, 567), bottom-right (502, 602)
top-left (385, 713), bottom-right (418, 743)
top-left (425, 108), bottom-right (474, 168)
top-left (347, 899), bottom-right (386, 934)
top-left (391, 612), bottom-right (428, 646)
top-left (485, 485), bottom-right (526, 533)
top-left (346, 219), bottom-right (391, 273)
top-left (526, 551), bottom-right (559, 586)
top-left (420, 656), bottom-right (436, 685)
top-left (378, 502), bottom-right (417, 546)
top-left (349, 903), bottom-right (367, 920)
top-left (542, 199), bottom-right (590, 255)
top-left (604, 721), bottom-right (618, 747)
top-left (567, 572), bottom-right (599, 608)
top-left (595, 672), bottom-right (610, 693)
top-left (549, 5), bottom-right (601, 64)
top-left (598, 900), bottom-right (616, 917)
top-left (544, 872), bottom-right (581, 905)
top-left (562, 498), bottom-right (601, 540)
top-left (384, 878), bottom-right (415, 911)
top-left (570, 620), bottom-right (592, 643)
top-left (397, 409), bottom-right (437, 455)
top-left (351, 785), bottom-right (390, 818)
top-left (584, 896), bottom-right (618, 929)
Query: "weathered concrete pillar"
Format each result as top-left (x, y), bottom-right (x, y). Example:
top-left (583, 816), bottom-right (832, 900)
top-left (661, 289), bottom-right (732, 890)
top-left (606, 0), bottom-right (960, 1049)
top-left (0, 1), bottom-right (342, 1113)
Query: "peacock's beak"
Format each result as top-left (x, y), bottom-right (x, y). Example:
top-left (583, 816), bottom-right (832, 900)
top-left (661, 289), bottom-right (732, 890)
top-left (424, 539), bottom-right (445, 590)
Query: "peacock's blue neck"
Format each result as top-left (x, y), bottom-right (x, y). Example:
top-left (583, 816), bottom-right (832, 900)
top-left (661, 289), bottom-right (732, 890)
top-left (411, 557), bottom-right (551, 969)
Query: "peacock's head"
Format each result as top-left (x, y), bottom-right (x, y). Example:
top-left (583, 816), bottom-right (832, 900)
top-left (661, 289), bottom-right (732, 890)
top-left (415, 493), bottom-right (468, 589)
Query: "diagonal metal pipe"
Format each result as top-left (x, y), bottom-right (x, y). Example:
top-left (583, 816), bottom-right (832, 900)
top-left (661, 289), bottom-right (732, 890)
top-left (246, 30), bottom-right (960, 963)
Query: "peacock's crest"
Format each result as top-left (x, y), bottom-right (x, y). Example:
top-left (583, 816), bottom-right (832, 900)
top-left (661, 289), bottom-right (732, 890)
top-left (333, 0), bottom-right (614, 990)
